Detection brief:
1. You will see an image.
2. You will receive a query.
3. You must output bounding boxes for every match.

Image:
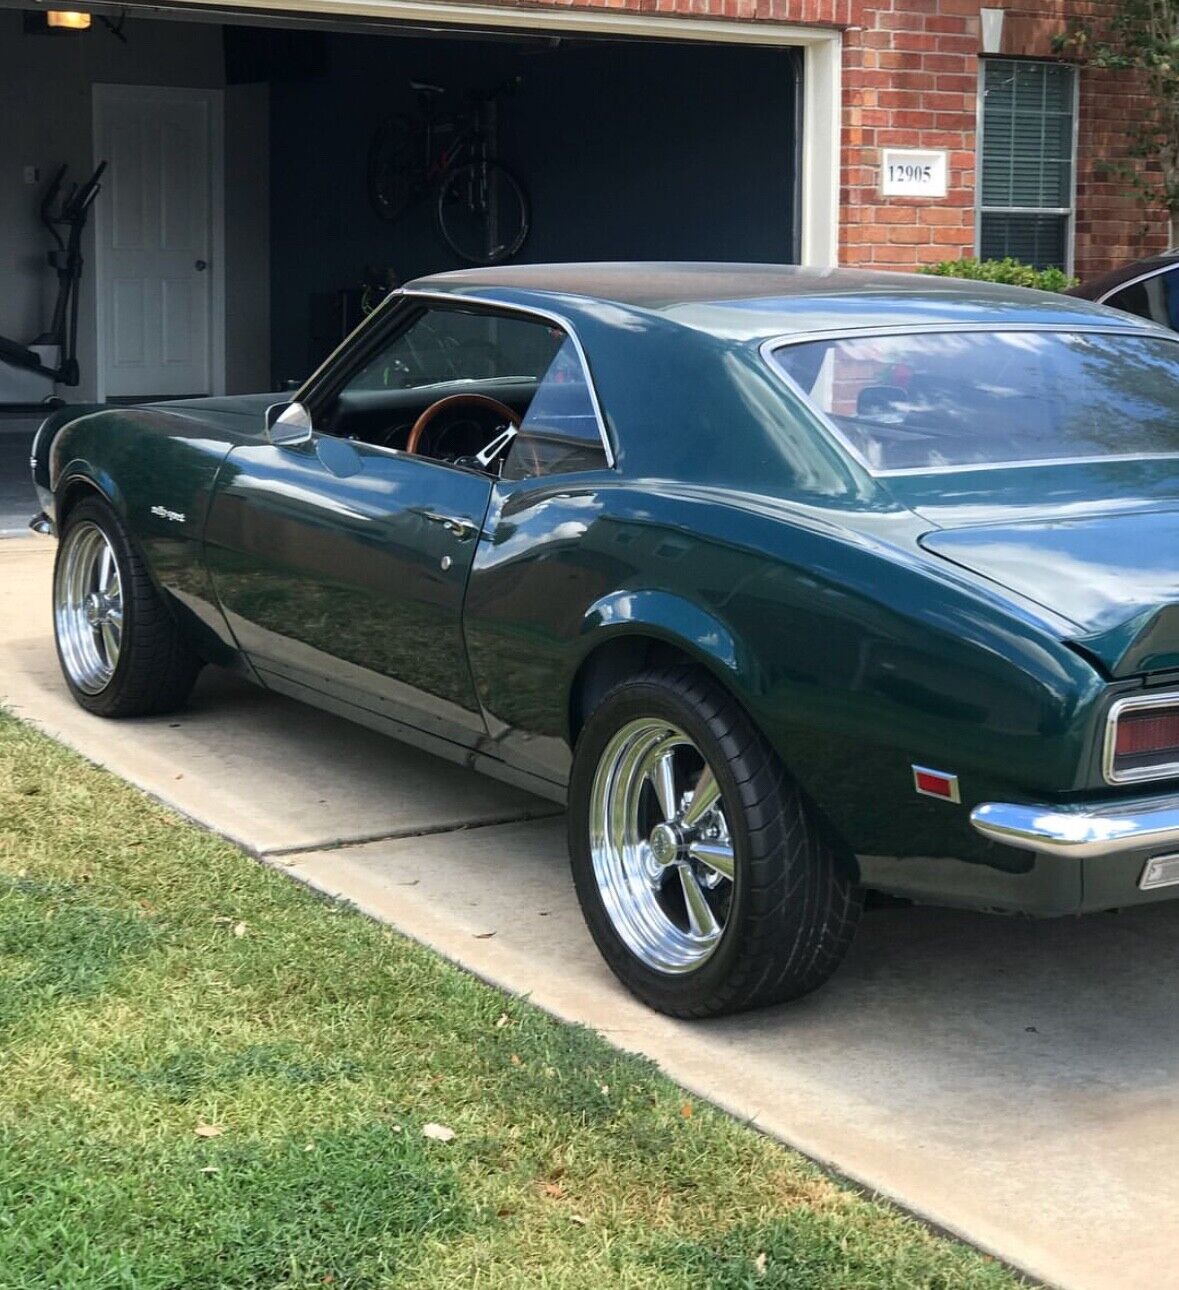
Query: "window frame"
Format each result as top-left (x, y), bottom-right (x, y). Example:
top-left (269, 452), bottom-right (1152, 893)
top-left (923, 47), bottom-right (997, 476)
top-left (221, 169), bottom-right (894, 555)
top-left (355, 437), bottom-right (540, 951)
top-left (974, 56), bottom-right (1079, 275)
top-left (760, 322), bottom-right (1179, 478)
top-left (293, 289), bottom-right (616, 473)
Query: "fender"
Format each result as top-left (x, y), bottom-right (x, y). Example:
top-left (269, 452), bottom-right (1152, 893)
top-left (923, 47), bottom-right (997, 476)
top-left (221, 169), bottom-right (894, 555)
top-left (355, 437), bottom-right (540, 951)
top-left (577, 587), bottom-right (750, 690)
top-left (50, 411), bottom-right (245, 669)
top-left (55, 460), bottom-right (126, 527)
top-left (31, 404), bottom-right (105, 513)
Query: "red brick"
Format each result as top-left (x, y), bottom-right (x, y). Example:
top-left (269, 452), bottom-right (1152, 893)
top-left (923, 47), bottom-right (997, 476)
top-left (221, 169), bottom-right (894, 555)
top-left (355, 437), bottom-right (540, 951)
top-left (872, 244), bottom-right (920, 263)
top-left (877, 51), bottom-right (925, 69)
top-left (874, 205), bottom-right (919, 223)
top-left (923, 15), bottom-right (968, 32)
top-left (916, 243), bottom-right (962, 263)
top-left (890, 224), bottom-right (932, 243)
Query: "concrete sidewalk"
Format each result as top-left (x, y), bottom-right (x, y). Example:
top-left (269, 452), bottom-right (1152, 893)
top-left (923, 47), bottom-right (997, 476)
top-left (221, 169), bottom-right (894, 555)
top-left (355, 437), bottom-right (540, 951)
top-left (5, 534), bottom-right (1179, 1290)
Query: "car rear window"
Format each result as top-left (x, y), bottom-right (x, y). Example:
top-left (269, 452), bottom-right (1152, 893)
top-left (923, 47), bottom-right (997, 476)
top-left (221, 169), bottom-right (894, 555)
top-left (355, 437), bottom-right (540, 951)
top-left (770, 328), bottom-right (1179, 473)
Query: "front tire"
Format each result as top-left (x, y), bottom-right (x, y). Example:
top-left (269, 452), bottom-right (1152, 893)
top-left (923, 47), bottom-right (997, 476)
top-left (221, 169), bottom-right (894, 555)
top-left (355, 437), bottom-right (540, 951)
top-left (53, 496), bottom-right (202, 717)
top-left (568, 667), bottom-right (861, 1018)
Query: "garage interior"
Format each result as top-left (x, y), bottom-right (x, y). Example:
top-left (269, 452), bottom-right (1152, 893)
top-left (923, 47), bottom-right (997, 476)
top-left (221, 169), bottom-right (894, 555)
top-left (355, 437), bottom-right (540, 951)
top-left (0, 0), bottom-right (807, 529)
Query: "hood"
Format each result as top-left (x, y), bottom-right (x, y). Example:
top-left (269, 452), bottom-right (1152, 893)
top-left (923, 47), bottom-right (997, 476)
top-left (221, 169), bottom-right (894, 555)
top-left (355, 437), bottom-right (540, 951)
top-left (145, 391), bottom-right (283, 421)
top-left (920, 509), bottom-right (1179, 678)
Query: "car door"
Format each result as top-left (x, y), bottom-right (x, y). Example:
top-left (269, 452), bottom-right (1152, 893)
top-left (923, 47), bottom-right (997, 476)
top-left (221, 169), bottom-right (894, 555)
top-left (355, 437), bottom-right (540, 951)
top-left (202, 301), bottom-right (561, 750)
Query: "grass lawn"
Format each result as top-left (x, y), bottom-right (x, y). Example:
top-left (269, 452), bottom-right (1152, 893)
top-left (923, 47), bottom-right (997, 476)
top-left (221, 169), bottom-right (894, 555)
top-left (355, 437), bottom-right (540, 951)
top-left (0, 711), bottom-right (1020, 1289)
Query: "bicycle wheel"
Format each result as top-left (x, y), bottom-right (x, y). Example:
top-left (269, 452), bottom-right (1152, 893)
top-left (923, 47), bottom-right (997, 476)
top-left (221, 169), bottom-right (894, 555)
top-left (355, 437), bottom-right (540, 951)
top-left (367, 115), bottom-right (426, 222)
top-left (436, 160), bottom-right (529, 265)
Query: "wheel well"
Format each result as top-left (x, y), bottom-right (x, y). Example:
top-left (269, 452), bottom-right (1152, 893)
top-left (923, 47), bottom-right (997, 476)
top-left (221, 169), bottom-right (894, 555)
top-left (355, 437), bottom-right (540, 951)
top-left (568, 635), bottom-right (710, 746)
top-left (570, 634), bottom-right (862, 886)
top-left (56, 476), bottom-right (105, 526)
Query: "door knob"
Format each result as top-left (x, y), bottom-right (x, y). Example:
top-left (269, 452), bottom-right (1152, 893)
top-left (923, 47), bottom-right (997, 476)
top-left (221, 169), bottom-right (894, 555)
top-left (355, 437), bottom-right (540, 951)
top-left (194, 259), bottom-right (208, 271)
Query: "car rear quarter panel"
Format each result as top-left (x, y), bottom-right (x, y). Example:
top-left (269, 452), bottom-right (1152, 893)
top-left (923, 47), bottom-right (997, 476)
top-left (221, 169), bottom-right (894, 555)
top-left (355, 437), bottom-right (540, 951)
top-left (464, 475), bottom-right (1106, 910)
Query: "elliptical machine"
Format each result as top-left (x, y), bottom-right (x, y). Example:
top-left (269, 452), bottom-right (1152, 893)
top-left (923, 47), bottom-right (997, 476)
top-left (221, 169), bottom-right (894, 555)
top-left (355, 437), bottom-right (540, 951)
top-left (0, 161), bottom-right (106, 407)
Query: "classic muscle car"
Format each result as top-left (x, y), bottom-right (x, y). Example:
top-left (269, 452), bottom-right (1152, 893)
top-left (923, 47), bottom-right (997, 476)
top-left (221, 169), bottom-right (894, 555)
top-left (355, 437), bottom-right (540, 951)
top-left (31, 263), bottom-right (1179, 1017)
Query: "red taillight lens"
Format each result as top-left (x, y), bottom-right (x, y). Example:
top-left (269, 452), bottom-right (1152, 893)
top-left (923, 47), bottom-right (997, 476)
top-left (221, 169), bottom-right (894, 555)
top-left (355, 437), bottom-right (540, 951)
top-left (1112, 706), bottom-right (1179, 778)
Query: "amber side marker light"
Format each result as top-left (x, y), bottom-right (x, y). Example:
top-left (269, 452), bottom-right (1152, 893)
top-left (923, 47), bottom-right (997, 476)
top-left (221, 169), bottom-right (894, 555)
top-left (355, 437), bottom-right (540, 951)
top-left (47, 10), bottom-right (91, 28)
top-left (1110, 705), bottom-right (1179, 782)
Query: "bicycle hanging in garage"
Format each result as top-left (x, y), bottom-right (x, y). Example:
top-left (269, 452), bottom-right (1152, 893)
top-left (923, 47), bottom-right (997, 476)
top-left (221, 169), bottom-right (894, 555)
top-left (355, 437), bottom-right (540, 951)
top-left (367, 78), bottom-right (530, 266)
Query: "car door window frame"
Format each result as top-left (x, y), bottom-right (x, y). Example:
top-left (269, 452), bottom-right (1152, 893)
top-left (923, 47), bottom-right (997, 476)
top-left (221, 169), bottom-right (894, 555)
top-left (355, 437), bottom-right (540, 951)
top-left (297, 290), bottom-right (615, 472)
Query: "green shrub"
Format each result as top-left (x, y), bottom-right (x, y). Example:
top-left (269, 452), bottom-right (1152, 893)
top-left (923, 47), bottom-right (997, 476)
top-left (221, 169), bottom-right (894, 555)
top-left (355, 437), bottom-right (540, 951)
top-left (918, 256), bottom-right (1078, 292)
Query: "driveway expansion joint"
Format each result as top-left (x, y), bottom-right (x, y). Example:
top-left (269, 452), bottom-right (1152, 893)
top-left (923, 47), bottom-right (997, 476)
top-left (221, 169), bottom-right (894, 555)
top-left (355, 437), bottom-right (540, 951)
top-left (261, 806), bottom-right (564, 860)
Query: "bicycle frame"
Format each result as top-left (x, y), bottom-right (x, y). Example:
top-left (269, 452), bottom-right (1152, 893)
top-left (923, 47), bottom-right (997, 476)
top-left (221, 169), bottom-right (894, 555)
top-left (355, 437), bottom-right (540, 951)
top-left (421, 115), bottom-right (487, 187)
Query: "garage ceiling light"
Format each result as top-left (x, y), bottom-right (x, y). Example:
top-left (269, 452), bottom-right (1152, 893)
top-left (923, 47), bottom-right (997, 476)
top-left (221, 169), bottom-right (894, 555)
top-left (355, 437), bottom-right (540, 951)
top-left (46, 10), bottom-right (91, 29)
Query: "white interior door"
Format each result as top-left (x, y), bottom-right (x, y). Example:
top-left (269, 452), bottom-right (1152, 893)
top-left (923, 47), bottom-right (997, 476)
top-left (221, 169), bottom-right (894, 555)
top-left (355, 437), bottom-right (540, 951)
top-left (94, 85), bottom-right (220, 399)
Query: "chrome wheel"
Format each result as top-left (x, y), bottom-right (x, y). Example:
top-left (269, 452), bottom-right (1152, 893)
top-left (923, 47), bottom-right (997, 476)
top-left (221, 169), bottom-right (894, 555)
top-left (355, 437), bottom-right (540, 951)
top-left (588, 718), bottom-right (736, 974)
top-left (55, 521), bottom-right (124, 695)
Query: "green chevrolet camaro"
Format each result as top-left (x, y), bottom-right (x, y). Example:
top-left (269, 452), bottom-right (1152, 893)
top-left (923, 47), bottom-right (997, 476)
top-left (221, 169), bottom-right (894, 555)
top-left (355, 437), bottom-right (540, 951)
top-left (30, 263), bottom-right (1179, 1017)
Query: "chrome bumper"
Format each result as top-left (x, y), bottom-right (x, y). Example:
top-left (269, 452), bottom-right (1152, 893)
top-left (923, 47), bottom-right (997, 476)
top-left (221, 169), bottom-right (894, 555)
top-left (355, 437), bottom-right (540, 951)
top-left (971, 798), bottom-right (1179, 859)
top-left (28, 512), bottom-right (54, 537)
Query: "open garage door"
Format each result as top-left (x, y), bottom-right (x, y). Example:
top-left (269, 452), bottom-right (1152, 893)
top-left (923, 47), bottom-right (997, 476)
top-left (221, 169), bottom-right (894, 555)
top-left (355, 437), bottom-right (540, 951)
top-left (0, 0), bottom-right (838, 529)
top-left (258, 27), bottom-right (805, 382)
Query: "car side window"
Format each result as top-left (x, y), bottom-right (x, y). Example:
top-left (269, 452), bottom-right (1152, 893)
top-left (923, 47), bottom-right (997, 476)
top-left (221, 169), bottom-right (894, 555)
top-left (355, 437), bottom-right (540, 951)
top-left (501, 337), bottom-right (608, 480)
top-left (346, 308), bottom-right (562, 392)
top-left (315, 305), bottom-right (571, 463)
top-left (1105, 268), bottom-right (1179, 332)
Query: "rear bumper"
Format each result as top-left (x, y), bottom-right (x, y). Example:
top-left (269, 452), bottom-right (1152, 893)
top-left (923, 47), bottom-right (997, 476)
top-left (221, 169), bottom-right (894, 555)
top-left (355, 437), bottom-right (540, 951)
top-left (971, 797), bottom-right (1179, 860)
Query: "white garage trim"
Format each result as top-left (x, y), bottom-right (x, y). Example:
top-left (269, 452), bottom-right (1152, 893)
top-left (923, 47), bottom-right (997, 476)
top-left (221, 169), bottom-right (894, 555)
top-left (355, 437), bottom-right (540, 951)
top-left (801, 35), bottom-right (841, 267)
top-left (124, 0), bottom-right (843, 267)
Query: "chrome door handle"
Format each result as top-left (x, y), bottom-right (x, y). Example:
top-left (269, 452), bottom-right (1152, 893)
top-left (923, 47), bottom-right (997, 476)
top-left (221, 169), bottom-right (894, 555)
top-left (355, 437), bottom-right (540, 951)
top-left (420, 511), bottom-right (476, 540)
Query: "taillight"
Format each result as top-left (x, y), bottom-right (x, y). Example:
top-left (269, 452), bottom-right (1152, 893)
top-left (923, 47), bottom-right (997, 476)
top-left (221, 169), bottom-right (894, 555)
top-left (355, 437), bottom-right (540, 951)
top-left (1107, 698), bottom-right (1179, 783)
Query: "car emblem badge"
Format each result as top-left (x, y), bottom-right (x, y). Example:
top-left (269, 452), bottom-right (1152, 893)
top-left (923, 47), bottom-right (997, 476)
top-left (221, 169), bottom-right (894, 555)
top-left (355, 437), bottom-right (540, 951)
top-left (150, 505), bottom-right (186, 523)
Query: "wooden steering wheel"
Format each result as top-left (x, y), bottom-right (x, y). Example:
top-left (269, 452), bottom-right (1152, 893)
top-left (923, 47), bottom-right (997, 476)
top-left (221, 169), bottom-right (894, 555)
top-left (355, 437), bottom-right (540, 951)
top-left (405, 393), bottom-right (522, 457)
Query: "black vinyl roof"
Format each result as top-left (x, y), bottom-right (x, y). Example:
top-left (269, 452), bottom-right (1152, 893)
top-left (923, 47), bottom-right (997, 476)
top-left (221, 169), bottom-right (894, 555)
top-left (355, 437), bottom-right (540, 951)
top-left (406, 261), bottom-right (1158, 340)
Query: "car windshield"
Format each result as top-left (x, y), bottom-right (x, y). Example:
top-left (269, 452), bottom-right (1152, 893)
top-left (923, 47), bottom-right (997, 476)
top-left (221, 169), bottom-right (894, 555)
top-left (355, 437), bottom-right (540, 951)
top-left (770, 328), bottom-right (1179, 473)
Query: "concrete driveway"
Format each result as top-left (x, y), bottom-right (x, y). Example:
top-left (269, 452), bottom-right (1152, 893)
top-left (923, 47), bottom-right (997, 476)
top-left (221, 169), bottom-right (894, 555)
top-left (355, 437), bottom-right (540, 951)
top-left (4, 534), bottom-right (1179, 1290)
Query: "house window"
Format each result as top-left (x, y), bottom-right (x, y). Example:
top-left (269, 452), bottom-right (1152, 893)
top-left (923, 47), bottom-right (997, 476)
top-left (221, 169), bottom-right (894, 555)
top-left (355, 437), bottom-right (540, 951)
top-left (978, 58), bottom-right (1076, 271)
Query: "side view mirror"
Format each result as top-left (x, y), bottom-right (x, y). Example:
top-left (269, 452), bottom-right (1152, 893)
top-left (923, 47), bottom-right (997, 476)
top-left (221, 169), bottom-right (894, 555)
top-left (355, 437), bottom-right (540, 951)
top-left (266, 400), bottom-right (314, 446)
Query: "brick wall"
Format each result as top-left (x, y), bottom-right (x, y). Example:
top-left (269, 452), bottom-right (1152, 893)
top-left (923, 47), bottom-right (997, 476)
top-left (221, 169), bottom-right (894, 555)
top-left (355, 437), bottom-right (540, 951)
top-left (494, 0), bottom-right (1168, 275)
top-left (1005, 3), bottom-right (1170, 273)
top-left (840, 0), bottom-right (1169, 276)
top-left (841, 0), bottom-right (978, 270)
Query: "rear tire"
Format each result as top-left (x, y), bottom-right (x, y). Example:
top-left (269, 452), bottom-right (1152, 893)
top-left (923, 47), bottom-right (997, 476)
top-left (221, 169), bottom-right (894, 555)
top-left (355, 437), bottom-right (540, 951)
top-left (53, 496), bottom-right (202, 717)
top-left (568, 667), bottom-right (861, 1018)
